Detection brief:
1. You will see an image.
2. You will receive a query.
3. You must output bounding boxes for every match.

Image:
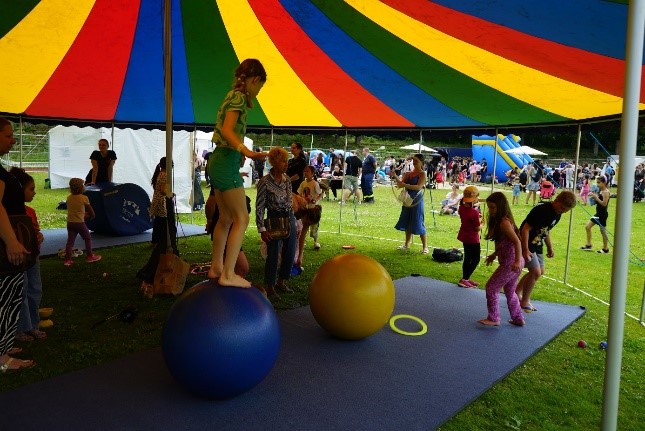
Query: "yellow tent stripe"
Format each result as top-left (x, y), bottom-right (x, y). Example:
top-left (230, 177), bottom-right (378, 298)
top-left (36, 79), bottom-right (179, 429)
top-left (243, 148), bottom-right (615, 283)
top-left (346, 0), bottom-right (643, 119)
top-left (217, 0), bottom-right (340, 127)
top-left (0, 0), bottom-right (95, 113)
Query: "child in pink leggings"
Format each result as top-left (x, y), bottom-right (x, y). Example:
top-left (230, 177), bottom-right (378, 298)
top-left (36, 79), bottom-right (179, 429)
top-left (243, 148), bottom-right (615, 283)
top-left (478, 192), bottom-right (525, 327)
top-left (64, 178), bottom-right (101, 266)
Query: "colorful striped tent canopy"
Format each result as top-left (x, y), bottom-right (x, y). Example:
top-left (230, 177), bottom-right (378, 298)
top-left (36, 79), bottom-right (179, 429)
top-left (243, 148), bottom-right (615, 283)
top-left (0, 0), bottom-right (643, 130)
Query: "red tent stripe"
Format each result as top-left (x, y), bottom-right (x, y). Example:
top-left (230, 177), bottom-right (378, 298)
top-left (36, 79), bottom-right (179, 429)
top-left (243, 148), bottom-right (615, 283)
top-left (383, 0), bottom-right (644, 101)
top-left (26, 0), bottom-right (140, 120)
top-left (249, 0), bottom-right (413, 127)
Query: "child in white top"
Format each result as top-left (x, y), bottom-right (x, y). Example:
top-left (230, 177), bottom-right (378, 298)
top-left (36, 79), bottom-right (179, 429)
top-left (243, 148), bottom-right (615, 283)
top-left (296, 166), bottom-right (323, 266)
top-left (512, 178), bottom-right (521, 205)
top-left (64, 178), bottom-right (101, 266)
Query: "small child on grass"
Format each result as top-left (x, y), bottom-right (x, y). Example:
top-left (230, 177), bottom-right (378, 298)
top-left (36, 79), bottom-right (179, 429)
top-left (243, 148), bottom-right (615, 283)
top-left (296, 165), bottom-right (323, 267)
top-left (63, 178), bottom-right (101, 266)
top-left (512, 178), bottom-right (521, 205)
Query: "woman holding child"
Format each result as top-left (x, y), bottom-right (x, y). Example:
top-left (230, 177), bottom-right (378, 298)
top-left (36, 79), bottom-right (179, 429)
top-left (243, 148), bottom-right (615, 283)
top-left (391, 153), bottom-right (428, 254)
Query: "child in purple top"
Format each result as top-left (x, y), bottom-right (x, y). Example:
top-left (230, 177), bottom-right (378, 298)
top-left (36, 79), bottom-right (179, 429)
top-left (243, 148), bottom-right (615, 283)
top-left (478, 192), bottom-right (525, 327)
top-left (457, 186), bottom-right (481, 288)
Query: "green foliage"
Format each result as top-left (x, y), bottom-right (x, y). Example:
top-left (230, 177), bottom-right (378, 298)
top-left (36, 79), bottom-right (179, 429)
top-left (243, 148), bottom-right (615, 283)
top-left (4, 172), bottom-right (645, 430)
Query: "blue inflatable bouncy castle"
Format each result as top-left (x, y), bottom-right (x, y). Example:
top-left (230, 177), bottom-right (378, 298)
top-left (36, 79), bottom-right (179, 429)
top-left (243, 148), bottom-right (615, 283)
top-left (85, 183), bottom-right (153, 236)
top-left (471, 134), bottom-right (534, 182)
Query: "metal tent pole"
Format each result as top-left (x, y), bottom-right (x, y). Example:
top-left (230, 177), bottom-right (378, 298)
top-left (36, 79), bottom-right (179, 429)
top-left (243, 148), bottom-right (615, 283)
top-left (601, 0), bottom-right (645, 429)
top-left (164, 0), bottom-right (173, 195)
top-left (564, 124), bottom-right (582, 284)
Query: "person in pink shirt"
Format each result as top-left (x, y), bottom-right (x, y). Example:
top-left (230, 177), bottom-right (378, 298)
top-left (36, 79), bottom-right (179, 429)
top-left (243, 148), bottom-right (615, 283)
top-left (457, 186), bottom-right (481, 288)
top-left (10, 168), bottom-right (47, 342)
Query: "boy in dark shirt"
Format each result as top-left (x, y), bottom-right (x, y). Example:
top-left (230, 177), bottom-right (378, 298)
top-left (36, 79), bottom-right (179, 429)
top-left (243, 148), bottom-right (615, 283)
top-left (515, 190), bottom-right (577, 312)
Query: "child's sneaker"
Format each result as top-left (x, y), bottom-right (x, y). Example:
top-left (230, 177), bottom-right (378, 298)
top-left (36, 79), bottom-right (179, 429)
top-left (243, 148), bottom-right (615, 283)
top-left (86, 254), bottom-right (102, 263)
top-left (63, 259), bottom-right (74, 266)
top-left (468, 279), bottom-right (480, 286)
top-left (458, 279), bottom-right (475, 288)
top-left (313, 242), bottom-right (321, 250)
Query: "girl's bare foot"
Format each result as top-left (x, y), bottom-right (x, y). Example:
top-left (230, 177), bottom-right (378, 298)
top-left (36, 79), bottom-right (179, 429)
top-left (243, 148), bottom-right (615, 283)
top-left (218, 273), bottom-right (251, 288)
top-left (508, 319), bottom-right (525, 326)
top-left (477, 319), bottom-right (500, 326)
top-left (207, 266), bottom-right (222, 280)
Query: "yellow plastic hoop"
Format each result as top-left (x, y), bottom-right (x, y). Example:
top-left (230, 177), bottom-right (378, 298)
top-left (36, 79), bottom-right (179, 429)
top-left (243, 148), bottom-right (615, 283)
top-left (389, 314), bottom-right (428, 336)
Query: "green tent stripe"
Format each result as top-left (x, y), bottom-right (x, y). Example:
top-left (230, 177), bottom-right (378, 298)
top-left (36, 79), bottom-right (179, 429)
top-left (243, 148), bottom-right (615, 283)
top-left (310, 0), bottom-right (567, 125)
top-left (181, 0), bottom-right (269, 126)
top-left (0, 1), bottom-right (39, 39)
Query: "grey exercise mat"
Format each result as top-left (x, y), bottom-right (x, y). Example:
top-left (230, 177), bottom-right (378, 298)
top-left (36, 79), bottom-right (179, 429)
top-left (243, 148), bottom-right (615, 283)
top-left (0, 276), bottom-right (585, 430)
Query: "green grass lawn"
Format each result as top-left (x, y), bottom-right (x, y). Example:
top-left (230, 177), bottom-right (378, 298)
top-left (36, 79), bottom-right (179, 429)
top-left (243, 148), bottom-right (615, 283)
top-left (4, 172), bottom-right (645, 430)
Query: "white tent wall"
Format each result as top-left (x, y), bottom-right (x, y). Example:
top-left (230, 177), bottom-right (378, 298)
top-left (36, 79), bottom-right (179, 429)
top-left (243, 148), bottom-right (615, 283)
top-left (48, 126), bottom-right (193, 213)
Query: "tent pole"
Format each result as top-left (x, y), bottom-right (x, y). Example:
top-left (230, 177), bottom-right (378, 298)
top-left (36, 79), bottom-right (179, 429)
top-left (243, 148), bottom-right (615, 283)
top-left (338, 129), bottom-right (349, 233)
top-left (484, 127), bottom-right (499, 258)
top-left (189, 125), bottom-right (197, 224)
top-left (163, 0), bottom-right (173, 195)
top-left (601, 0), bottom-right (645, 429)
top-left (491, 127), bottom-right (498, 194)
top-left (18, 116), bottom-right (23, 168)
top-left (110, 122), bottom-right (115, 153)
top-left (564, 124), bottom-right (582, 284)
top-left (426, 129), bottom-right (436, 228)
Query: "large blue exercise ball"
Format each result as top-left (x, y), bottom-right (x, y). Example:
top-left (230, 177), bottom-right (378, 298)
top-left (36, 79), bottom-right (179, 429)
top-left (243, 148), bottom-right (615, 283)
top-left (162, 280), bottom-right (281, 399)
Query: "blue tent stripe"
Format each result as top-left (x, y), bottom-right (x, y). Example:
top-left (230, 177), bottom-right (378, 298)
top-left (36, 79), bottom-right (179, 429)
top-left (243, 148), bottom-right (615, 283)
top-left (281, 0), bottom-right (483, 127)
top-left (171, 0), bottom-right (194, 124)
top-left (116, 0), bottom-right (166, 123)
top-left (115, 0), bottom-right (193, 123)
top-left (431, 0), bottom-right (631, 61)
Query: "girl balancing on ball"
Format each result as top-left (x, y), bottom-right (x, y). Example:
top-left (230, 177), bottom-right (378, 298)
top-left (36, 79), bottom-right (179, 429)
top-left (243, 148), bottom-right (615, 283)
top-left (207, 59), bottom-right (268, 288)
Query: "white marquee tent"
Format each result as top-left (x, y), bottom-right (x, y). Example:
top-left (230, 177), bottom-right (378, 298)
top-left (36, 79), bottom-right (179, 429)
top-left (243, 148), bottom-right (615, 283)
top-left (48, 126), bottom-right (254, 214)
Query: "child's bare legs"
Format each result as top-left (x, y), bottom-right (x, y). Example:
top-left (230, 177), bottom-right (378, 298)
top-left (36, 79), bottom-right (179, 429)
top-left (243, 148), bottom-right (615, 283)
top-left (420, 233), bottom-right (427, 251)
top-left (296, 221), bottom-right (310, 267)
top-left (600, 225), bottom-right (609, 250)
top-left (310, 222), bottom-right (320, 249)
top-left (209, 189), bottom-right (228, 278)
top-left (209, 187), bottom-right (251, 288)
top-left (516, 257), bottom-right (544, 310)
top-left (584, 220), bottom-right (594, 247)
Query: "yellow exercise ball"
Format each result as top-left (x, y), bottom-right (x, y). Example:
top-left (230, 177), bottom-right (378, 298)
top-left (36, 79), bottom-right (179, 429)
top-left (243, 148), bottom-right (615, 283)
top-left (309, 253), bottom-right (395, 340)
